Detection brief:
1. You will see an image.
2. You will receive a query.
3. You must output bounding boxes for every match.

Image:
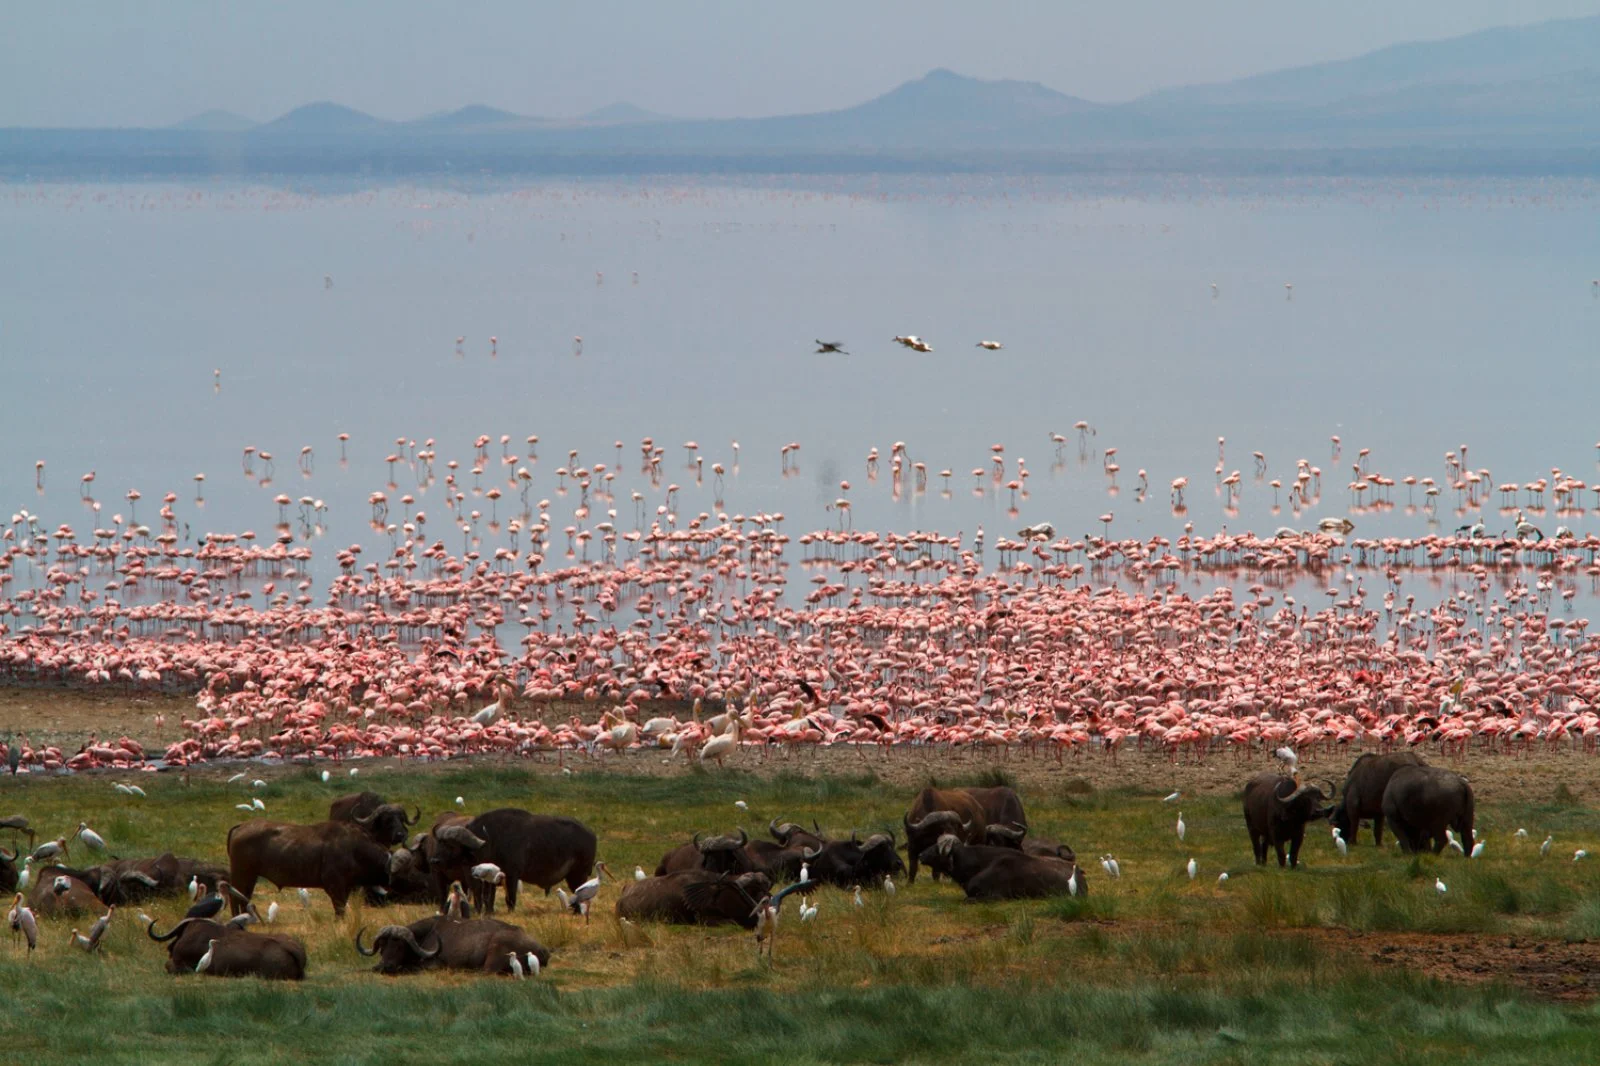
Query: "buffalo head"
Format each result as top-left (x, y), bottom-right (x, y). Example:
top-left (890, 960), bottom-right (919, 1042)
top-left (354, 804), bottom-right (421, 848)
top-left (356, 923), bottom-right (439, 974)
top-left (694, 828), bottom-right (749, 874)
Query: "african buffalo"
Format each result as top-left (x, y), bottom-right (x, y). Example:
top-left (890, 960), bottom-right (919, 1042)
top-left (903, 789), bottom-right (989, 883)
top-left (356, 916), bottom-right (550, 976)
top-left (1330, 752), bottom-right (1427, 846)
top-left (744, 819), bottom-right (826, 880)
top-left (28, 866), bottom-right (103, 917)
top-left (70, 853), bottom-right (228, 905)
top-left (965, 787), bottom-right (1028, 830)
top-left (983, 823), bottom-right (1077, 862)
top-left (328, 791), bottom-right (421, 848)
top-left (800, 832), bottom-right (905, 887)
top-left (0, 846), bottom-right (17, 893)
top-left (615, 871), bottom-right (773, 928)
top-left (1243, 774), bottom-right (1335, 868)
top-left (425, 809), bottom-right (597, 913)
top-left (227, 819), bottom-right (392, 916)
top-left (654, 828), bottom-right (754, 877)
top-left (148, 917), bottom-right (307, 979)
top-left (919, 836), bottom-right (1086, 901)
top-left (1382, 765), bottom-right (1475, 854)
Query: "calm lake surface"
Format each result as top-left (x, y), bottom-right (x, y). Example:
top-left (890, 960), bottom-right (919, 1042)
top-left (2, 177), bottom-right (1598, 601)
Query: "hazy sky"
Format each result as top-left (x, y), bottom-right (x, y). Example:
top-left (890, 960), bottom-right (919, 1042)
top-left (4, 1), bottom-right (1599, 127)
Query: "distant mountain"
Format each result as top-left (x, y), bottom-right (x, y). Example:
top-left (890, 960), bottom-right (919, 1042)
top-left (257, 102), bottom-right (389, 133)
top-left (8, 17), bottom-right (1600, 176)
top-left (407, 104), bottom-right (539, 130)
top-left (579, 102), bottom-right (670, 125)
top-left (1137, 15), bottom-right (1600, 114)
top-left (169, 109), bottom-right (257, 132)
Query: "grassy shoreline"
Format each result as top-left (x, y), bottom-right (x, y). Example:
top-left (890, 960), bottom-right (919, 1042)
top-left (4, 765), bottom-right (1600, 1063)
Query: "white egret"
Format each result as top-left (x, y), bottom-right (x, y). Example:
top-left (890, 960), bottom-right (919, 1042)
top-left (883, 875), bottom-right (896, 896)
top-left (1435, 878), bottom-right (1447, 895)
top-left (195, 938), bottom-right (218, 973)
top-left (1333, 828), bottom-right (1348, 857)
top-left (1176, 812), bottom-right (1186, 842)
top-left (633, 866), bottom-right (647, 882)
top-left (1163, 792), bottom-right (1181, 804)
top-left (1542, 835), bottom-right (1554, 857)
top-left (1217, 872), bottom-right (1230, 886)
top-left (507, 951), bottom-right (525, 979)
top-left (853, 886), bottom-right (864, 909)
top-left (320, 770), bottom-right (331, 783)
top-left (266, 901), bottom-right (279, 923)
top-left (1576, 849), bottom-right (1589, 862)
top-left (525, 951), bottom-right (541, 977)
top-left (1186, 857), bottom-right (1197, 880)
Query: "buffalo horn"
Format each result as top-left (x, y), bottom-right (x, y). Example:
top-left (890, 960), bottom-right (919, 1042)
top-left (405, 806), bottom-right (422, 826)
top-left (908, 810), bottom-right (961, 834)
top-left (354, 926), bottom-right (378, 956)
top-left (1275, 780), bottom-right (1321, 804)
top-left (986, 823), bottom-right (1027, 844)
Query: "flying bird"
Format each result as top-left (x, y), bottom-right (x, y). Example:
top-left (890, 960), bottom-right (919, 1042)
top-left (976, 340), bottom-right (1003, 350)
top-left (814, 340), bottom-right (848, 355)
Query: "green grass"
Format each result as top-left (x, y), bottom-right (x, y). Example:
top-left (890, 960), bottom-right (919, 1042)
top-left (4, 763), bottom-right (1600, 1063)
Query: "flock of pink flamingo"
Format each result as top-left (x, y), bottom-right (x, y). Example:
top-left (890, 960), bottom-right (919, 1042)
top-left (6, 426), bottom-right (1600, 775)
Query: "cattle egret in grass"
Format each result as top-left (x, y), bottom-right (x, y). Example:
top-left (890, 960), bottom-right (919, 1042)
top-left (735, 800), bottom-right (748, 811)
top-left (1067, 872), bottom-right (1078, 897)
top-left (883, 875), bottom-right (896, 896)
top-left (137, 911), bottom-right (153, 927)
top-left (634, 866), bottom-right (647, 882)
top-left (507, 951), bottom-right (524, 979)
top-left (800, 899), bottom-right (819, 923)
top-left (320, 770), bottom-right (330, 783)
top-left (1435, 879), bottom-right (1447, 896)
top-left (800, 862), bottom-right (810, 884)
top-left (235, 803), bottom-right (254, 812)
top-left (525, 951), bottom-right (541, 977)
top-left (252, 798), bottom-right (265, 812)
top-left (1163, 792), bottom-right (1181, 804)
top-left (1470, 842), bottom-right (1485, 859)
top-left (76, 822), bottom-right (106, 851)
top-left (455, 797), bottom-right (466, 808)
top-left (1186, 858), bottom-right (1197, 880)
top-left (1576, 850), bottom-right (1589, 862)
top-left (113, 783), bottom-right (133, 796)
top-left (228, 773), bottom-right (247, 785)
top-left (1445, 829), bottom-right (1463, 854)
top-left (854, 886), bottom-right (864, 909)
top-left (196, 939), bottom-right (217, 973)
top-left (251, 780), bottom-right (266, 790)
top-left (1542, 835), bottom-right (1554, 857)
top-left (1332, 827), bottom-right (1348, 857)
top-left (1515, 828), bottom-right (1529, 840)
top-left (266, 901), bottom-right (279, 924)
top-left (1218, 872), bottom-right (1229, 886)
top-left (1176, 812), bottom-right (1186, 842)
top-left (298, 888), bottom-right (311, 908)
top-left (1101, 855), bottom-right (1121, 879)
top-left (127, 785), bottom-right (145, 798)
top-left (187, 876), bottom-right (200, 900)
top-left (349, 768), bottom-right (359, 777)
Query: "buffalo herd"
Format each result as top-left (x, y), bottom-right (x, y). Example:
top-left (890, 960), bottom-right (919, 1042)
top-left (2, 756), bottom-right (1479, 980)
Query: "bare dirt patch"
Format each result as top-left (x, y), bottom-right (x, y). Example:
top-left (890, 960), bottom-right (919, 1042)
top-left (1311, 928), bottom-right (1600, 1001)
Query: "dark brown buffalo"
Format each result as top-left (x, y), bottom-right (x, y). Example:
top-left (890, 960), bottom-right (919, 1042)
top-left (328, 791), bottom-right (420, 848)
top-left (743, 819), bottom-right (826, 880)
top-left (800, 832), bottom-right (905, 887)
top-left (1383, 765), bottom-right (1475, 854)
top-left (147, 917), bottom-right (307, 979)
top-left (654, 828), bottom-right (754, 877)
top-left (226, 819), bottom-right (391, 916)
top-left (425, 808), bottom-right (597, 913)
top-left (918, 835), bottom-right (1086, 901)
top-left (615, 871), bottom-right (772, 928)
top-left (356, 916), bottom-right (551, 976)
top-left (29, 866), bottom-right (103, 917)
top-left (1329, 752), bottom-right (1427, 846)
top-left (71, 853), bottom-right (228, 905)
top-left (903, 789), bottom-right (989, 883)
top-left (1243, 774), bottom-right (1335, 868)
top-left (982, 823), bottom-right (1077, 862)
top-left (0, 845), bottom-right (19, 893)
top-left (965, 787), bottom-right (1028, 830)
